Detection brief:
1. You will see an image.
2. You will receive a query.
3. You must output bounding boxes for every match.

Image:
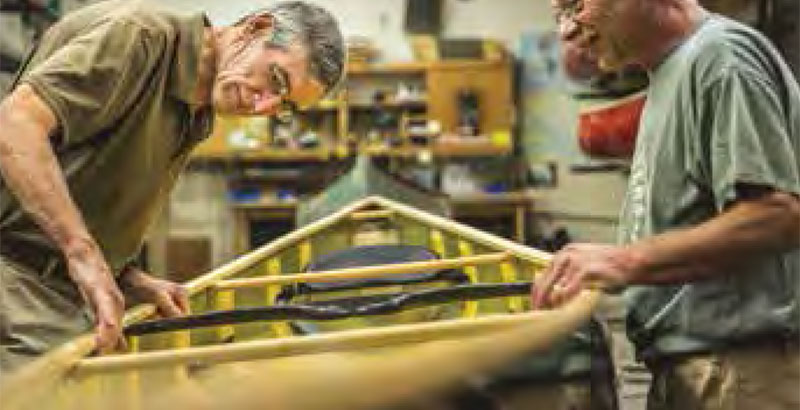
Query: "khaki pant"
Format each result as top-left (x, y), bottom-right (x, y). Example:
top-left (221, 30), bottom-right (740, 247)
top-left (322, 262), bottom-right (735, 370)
top-left (487, 379), bottom-right (614, 410)
top-left (398, 379), bottom-right (609, 410)
top-left (0, 256), bottom-right (92, 376)
top-left (646, 343), bottom-right (800, 410)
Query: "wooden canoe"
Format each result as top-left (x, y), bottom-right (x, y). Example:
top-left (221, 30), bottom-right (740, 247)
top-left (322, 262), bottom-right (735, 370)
top-left (0, 196), bottom-right (600, 410)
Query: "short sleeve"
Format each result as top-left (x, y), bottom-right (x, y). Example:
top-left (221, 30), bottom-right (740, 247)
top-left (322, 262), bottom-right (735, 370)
top-left (20, 20), bottom-right (164, 145)
top-left (705, 68), bottom-right (800, 209)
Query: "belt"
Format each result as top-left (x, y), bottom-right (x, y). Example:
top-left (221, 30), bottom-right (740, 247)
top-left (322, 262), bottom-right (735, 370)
top-left (726, 332), bottom-right (800, 352)
top-left (0, 239), bottom-right (63, 274)
top-left (644, 333), bottom-right (800, 370)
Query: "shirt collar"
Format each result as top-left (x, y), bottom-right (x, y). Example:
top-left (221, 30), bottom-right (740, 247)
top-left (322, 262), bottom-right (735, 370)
top-left (168, 12), bottom-right (210, 104)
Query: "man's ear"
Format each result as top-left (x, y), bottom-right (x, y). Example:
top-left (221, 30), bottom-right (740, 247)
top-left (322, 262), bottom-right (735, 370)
top-left (243, 13), bottom-right (274, 36)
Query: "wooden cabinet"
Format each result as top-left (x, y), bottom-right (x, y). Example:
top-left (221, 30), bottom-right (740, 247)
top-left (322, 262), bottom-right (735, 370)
top-left (426, 61), bottom-right (513, 136)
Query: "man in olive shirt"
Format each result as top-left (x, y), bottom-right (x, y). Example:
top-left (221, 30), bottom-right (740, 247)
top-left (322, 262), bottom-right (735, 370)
top-left (534, 0), bottom-right (799, 408)
top-left (0, 0), bottom-right (344, 373)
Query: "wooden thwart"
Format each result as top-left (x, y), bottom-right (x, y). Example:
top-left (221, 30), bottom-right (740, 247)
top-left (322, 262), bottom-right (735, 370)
top-left (213, 252), bottom-right (512, 290)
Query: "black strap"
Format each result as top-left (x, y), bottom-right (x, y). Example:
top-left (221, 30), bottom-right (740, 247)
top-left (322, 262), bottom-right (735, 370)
top-left (125, 282), bottom-right (532, 336)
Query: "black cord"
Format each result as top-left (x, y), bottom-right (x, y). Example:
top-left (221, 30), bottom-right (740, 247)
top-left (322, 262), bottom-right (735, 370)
top-left (125, 282), bottom-right (532, 336)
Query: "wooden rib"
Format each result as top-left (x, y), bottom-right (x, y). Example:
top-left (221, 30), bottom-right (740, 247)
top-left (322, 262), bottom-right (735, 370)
top-left (172, 312), bottom-right (192, 349)
top-left (265, 258), bottom-right (292, 337)
top-left (429, 229), bottom-right (447, 258)
top-left (214, 289), bottom-right (236, 342)
top-left (72, 290), bottom-right (598, 377)
top-left (299, 240), bottom-right (312, 272)
top-left (500, 262), bottom-right (524, 312)
top-left (213, 252), bottom-right (511, 290)
top-left (457, 241), bottom-right (480, 318)
top-left (349, 209), bottom-right (395, 220)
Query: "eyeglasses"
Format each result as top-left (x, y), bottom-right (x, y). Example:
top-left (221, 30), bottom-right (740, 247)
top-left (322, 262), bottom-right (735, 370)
top-left (268, 63), bottom-right (297, 123)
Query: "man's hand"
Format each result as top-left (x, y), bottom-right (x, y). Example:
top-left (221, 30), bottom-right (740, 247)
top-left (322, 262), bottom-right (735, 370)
top-left (120, 267), bottom-right (189, 318)
top-left (532, 243), bottom-right (641, 308)
top-left (64, 247), bottom-right (126, 354)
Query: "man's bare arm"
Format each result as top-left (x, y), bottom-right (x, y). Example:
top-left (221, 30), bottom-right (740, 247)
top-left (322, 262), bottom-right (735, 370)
top-left (628, 189), bottom-right (800, 284)
top-left (0, 84), bottom-right (125, 352)
top-left (533, 190), bottom-right (800, 306)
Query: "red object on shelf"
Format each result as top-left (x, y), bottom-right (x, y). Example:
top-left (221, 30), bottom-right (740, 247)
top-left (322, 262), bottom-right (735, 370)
top-left (578, 92), bottom-right (646, 158)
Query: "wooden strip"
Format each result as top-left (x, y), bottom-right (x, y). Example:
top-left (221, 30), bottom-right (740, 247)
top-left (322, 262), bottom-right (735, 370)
top-left (500, 262), bottom-right (524, 312)
top-left (172, 330), bottom-right (192, 348)
top-left (457, 241), bottom-right (480, 318)
top-left (172, 326), bottom-right (191, 348)
top-left (349, 209), bottom-right (395, 220)
top-left (429, 229), bottom-right (446, 258)
top-left (299, 240), bottom-right (312, 271)
top-left (265, 258), bottom-right (293, 337)
top-left (214, 289), bottom-right (235, 342)
top-left (73, 291), bottom-right (599, 376)
top-left (214, 252), bottom-right (511, 290)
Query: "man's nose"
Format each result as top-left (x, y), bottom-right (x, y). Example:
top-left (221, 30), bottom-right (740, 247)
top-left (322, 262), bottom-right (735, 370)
top-left (252, 93), bottom-right (281, 115)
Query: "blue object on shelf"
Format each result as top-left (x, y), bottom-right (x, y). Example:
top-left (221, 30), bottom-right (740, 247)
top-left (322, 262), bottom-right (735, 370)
top-left (276, 188), bottom-right (296, 201)
top-left (484, 182), bottom-right (509, 194)
top-left (229, 188), bottom-right (262, 203)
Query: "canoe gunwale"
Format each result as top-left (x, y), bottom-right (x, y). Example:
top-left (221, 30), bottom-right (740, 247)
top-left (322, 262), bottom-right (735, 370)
top-left (72, 290), bottom-right (598, 377)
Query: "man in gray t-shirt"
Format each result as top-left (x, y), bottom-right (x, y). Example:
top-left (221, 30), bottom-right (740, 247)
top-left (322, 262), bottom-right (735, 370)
top-left (535, 0), bottom-right (799, 408)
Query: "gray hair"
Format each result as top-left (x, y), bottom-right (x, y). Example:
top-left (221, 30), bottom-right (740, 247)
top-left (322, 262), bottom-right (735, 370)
top-left (240, 2), bottom-right (345, 96)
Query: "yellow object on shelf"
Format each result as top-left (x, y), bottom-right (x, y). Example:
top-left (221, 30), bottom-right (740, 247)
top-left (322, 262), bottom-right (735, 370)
top-left (490, 129), bottom-right (512, 148)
